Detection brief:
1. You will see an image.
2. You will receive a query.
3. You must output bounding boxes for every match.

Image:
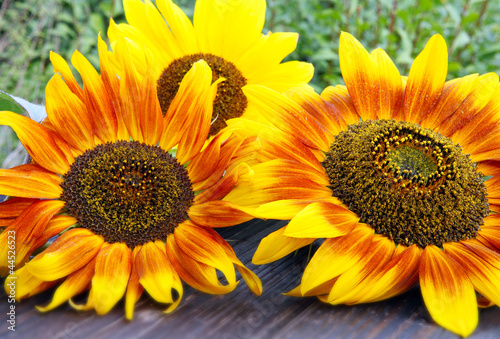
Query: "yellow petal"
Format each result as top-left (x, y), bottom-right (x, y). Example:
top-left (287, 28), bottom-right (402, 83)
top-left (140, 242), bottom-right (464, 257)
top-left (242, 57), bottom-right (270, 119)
top-left (156, 0), bottom-right (198, 54)
top-left (444, 241), bottom-right (500, 307)
top-left (91, 243), bottom-right (132, 315)
top-left (284, 201), bottom-right (359, 238)
top-left (300, 225), bottom-right (373, 295)
top-left (26, 229), bottom-right (103, 281)
top-left (193, 0), bottom-right (265, 60)
top-left (420, 245), bottom-right (478, 337)
top-left (159, 60), bottom-right (219, 164)
top-left (37, 257), bottom-right (96, 312)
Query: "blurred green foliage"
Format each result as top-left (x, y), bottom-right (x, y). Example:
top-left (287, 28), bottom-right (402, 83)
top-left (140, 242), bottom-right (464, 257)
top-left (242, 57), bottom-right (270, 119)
top-left (0, 0), bottom-right (499, 167)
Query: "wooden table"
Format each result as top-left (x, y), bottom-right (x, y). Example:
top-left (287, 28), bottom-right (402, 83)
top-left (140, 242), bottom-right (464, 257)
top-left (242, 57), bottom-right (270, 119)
top-left (1, 219), bottom-right (499, 339)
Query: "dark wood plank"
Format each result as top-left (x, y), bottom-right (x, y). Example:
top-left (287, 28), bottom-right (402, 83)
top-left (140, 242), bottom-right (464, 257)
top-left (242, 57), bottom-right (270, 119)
top-left (1, 219), bottom-right (499, 339)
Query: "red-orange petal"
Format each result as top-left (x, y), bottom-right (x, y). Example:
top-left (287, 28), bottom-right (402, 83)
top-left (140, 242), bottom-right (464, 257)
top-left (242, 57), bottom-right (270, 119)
top-left (0, 164), bottom-right (62, 199)
top-left (0, 111), bottom-right (73, 174)
top-left (403, 35), bottom-right (448, 123)
top-left (188, 200), bottom-right (254, 228)
top-left (339, 32), bottom-right (380, 121)
top-left (166, 233), bottom-right (236, 294)
top-left (71, 50), bottom-right (118, 143)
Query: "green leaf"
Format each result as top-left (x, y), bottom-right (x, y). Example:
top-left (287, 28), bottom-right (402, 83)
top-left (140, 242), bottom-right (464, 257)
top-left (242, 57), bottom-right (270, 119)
top-left (0, 91), bottom-right (25, 115)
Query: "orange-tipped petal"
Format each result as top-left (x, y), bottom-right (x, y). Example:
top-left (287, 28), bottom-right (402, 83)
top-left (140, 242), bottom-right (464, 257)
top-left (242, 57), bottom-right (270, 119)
top-left (188, 133), bottom-right (245, 191)
top-left (444, 241), bottom-right (500, 307)
top-left (45, 75), bottom-right (95, 152)
top-left (321, 85), bottom-right (361, 126)
top-left (195, 162), bottom-right (252, 204)
top-left (71, 50), bottom-right (118, 143)
top-left (355, 244), bottom-right (421, 303)
top-left (242, 85), bottom-right (328, 150)
top-left (0, 200), bottom-right (65, 274)
top-left (420, 245), bottom-right (478, 337)
top-left (211, 233), bottom-right (262, 296)
top-left (174, 222), bottom-right (236, 284)
top-left (370, 48), bottom-right (404, 120)
top-left (50, 51), bottom-right (84, 100)
top-left (325, 234), bottom-right (395, 304)
top-left (113, 38), bottom-right (164, 145)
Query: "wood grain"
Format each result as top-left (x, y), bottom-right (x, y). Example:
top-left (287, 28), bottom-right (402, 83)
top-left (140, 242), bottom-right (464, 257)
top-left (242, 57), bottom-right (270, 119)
top-left (1, 219), bottom-right (499, 339)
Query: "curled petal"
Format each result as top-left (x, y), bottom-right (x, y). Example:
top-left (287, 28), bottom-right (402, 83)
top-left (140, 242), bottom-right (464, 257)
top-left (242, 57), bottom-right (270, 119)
top-left (135, 241), bottom-right (182, 311)
top-left (252, 226), bottom-right (315, 265)
top-left (167, 233), bottom-right (236, 294)
top-left (174, 222), bottom-right (236, 284)
top-left (125, 246), bottom-right (144, 320)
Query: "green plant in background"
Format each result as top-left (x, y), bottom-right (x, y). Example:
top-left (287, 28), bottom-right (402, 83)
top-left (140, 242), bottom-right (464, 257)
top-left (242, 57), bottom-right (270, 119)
top-left (1, 0), bottom-right (499, 168)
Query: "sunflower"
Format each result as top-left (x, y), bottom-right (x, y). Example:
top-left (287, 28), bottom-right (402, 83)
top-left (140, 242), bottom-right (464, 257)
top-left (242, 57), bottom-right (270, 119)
top-left (0, 36), bottom-right (261, 319)
top-left (107, 0), bottom-right (314, 137)
top-left (226, 32), bottom-right (500, 336)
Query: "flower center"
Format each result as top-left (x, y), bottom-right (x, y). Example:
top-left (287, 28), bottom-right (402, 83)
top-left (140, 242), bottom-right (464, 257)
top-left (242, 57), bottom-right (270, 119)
top-left (61, 140), bottom-right (194, 248)
top-left (157, 53), bottom-right (248, 136)
top-left (321, 119), bottom-right (489, 247)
